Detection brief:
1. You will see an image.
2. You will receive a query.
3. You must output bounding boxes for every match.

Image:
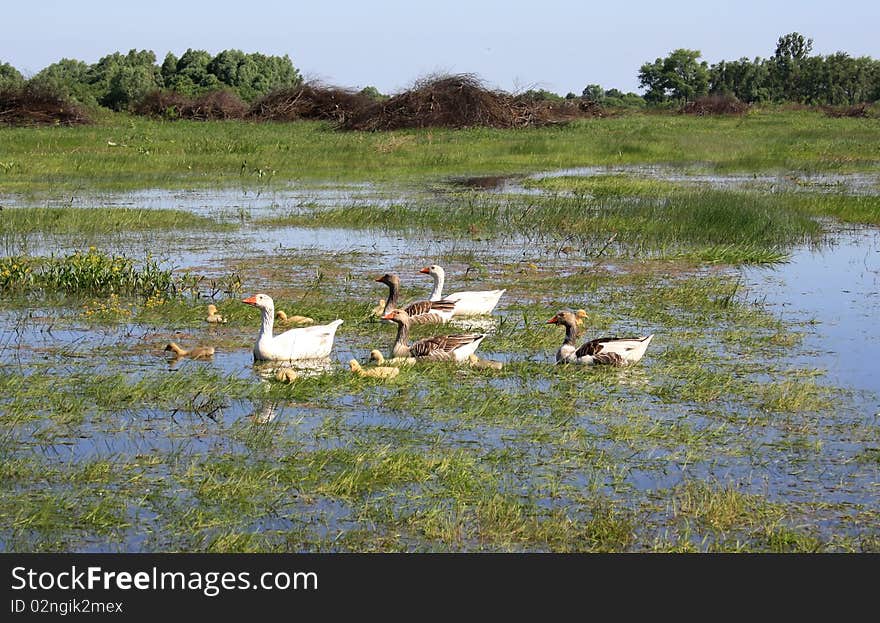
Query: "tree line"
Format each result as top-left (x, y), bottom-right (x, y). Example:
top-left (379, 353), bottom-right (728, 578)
top-left (636, 33), bottom-right (880, 106)
top-left (0, 49), bottom-right (301, 110)
top-left (1, 32), bottom-right (878, 113)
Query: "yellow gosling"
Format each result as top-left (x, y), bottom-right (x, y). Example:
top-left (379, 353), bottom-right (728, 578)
top-left (274, 368), bottom-right (298, 383)
top-left (368, 349), bottom-right (416, 366)
top-left (275, 310), bottom-right (315, 325)
top-left (349, 359), bottom-right (400, 380)
top-left (164, 342), bottom-right (215, 360)
top-left (467, 354), bottom-right (503, 370)
top-left (206, 304), bottom-right (226, 324)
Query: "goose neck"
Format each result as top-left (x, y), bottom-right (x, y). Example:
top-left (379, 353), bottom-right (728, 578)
top-left (429, 271), bottom-right (444, 301)
top-left (383, 280), bottom-right (400, 315)
top-left (392, 320), bottom-right (411, 358)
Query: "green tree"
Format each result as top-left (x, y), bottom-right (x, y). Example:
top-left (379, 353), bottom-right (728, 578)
top-left (581, 84), bottom-right (605, 103)
top-left (28, 58), bottom-right (96, 105)
top-left (88, 49), bottom-right (163, 109)
top-left (638, 49), bottom-right (709, 104)
top-left (359, 86), bottom-right (386, 100)
top-left (769, 32), bottom-right (813, 101)
top-left (164, 49), bottom-right (219, 96)
top-left (0, 62), bottom-right (24, 91)
top-left (709, 57), bottom-right (771, 103)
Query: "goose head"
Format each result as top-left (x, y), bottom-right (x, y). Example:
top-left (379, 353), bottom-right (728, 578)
top-left (546, 311), bottom-right (579, 329)
top-left (374, 273), bottom-right (400, 288)
top-left (242, 293), bottom-right (274, 315)
top-left (419, 264), bottom-right (444, 279)
top-left (381, 308), bottom-right (411, 326)
top-left (369, 349), bottom-right (385, 364)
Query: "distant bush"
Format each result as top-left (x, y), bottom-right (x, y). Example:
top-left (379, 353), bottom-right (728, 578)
top-left (0, 61), bottom-right (24, 91)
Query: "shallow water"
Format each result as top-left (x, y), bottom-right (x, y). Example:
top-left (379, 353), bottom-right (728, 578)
top-left (3, 174), bottom-right (879, 551)
top-left (743, 226), bottom-right (880, 407)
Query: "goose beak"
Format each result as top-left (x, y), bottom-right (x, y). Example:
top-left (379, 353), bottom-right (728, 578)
top-left (419, 267), bottom-right (430, 274)
top-left (381, 312), bottom-right (395, 320)
top-left (241, 296), bottom-right (257, 306)
top-left (546, 316), bottom-right (559, 324)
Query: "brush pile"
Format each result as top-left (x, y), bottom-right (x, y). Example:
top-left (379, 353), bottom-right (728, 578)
top-left (135, 89), bottom-right (248, 120)
top-left (681, 94), bottom-right (749, 116)
top-left (248, 84), bottom-right (374, 123)
top-left (822, 103), bottom-right (873, 118)
top-left (341, 74), bottom-right (525, 131)
top-left (0, 86), bottom-right (91, 126)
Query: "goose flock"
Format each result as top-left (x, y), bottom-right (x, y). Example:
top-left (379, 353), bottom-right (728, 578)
top-left (184, 263), bottom-right (654, 378)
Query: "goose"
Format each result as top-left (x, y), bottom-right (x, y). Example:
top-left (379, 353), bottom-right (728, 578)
top-left (547, 311), bottom-right (653, 365)
top-left (420, 264), bottom-right (505, 316)
top-left (349, 359), bottom-right (400, 380)
top-left (375, 273), bottom-right (457, 324)
top-left (275, 368), bottom-right (298, 383)
top-left (164, 342), bottom-right (215, 360)
top-left (369, 349), bottom-right (417, 366)
top-left (467, 354), bottom-right (503, 370)
top-left (275, 309), bottom-right (315, 325)
top-left (242, 293), bottom-right (343, 361)
top-left (381, 309), bottom-right (486, 362)
top-left (205, 304), bottom-right (226, 324)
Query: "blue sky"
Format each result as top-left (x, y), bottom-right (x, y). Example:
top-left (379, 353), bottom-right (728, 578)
top-left (3, 1), bottom-right (878, 95)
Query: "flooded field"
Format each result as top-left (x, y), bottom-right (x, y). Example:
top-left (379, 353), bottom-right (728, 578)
top-left (1, 168), bottom-right (878, 552)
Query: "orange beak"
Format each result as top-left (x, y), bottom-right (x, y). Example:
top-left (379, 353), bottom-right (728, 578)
top-left (419, 267), bottom-right (430, 274)
top-left (241, 296), bottom-right (257, 306)
top-left (546, 315), bottom-right (559, 324)
top-left (374, 276), bottom-right (384, 282)
top-left (381, 312), bottom-right (395, 320)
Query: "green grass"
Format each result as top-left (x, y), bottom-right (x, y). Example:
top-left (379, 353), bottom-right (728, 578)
top-left (523, 174), bottom-right (684, 198)
top-left (261, 189), bottom-right (821, 264)
top-left (1, 109), bottom-right (879, 194)
top-left (0, 206), bottom-right (227, 235)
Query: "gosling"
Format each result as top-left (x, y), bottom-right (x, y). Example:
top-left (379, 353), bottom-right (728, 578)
top-left (349, 359), bottom-right (399, 380)
top-left (164, 342), bottom-right (215, 360)
top-left (274, 368), bottom-right (298, 384)
top-left (275, 310), bottom-right (315, 325)
top-left (206, 304), bottom-right (226, 324)
top-left (369, 349), bottom-right (416, 366)
top-left (467, 354), bottom-right (503, 370)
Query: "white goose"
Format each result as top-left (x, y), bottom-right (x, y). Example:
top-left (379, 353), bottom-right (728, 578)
top-left (242, 293), bottom-right (343, 361)
top-left (375, 273), bottom-right (457, 324)
top-left (420, 264), bottom-right (505, 316)
top-left (547, 311), bottom-right (653, 365)
top-left (381, 309), bottom-right (486, 362)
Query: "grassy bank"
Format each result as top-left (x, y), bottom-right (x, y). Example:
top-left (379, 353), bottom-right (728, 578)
top-left (1, 109), bottom-right (879, 194)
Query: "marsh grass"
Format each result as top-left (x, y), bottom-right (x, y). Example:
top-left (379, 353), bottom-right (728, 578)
top-left (0, 248), bottom-right (178, 298)
top-left (0, 206), bottom-right (227, 235)
top-left (2, 110), bottom-right (880, 195)
top-left (263, 189), bottom-right (820, 264)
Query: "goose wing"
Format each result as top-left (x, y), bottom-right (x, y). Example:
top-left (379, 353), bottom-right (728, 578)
top-left (410, 333), bottom-right (484, 358)
top-left (576, 335), bottom-right (651, 364)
